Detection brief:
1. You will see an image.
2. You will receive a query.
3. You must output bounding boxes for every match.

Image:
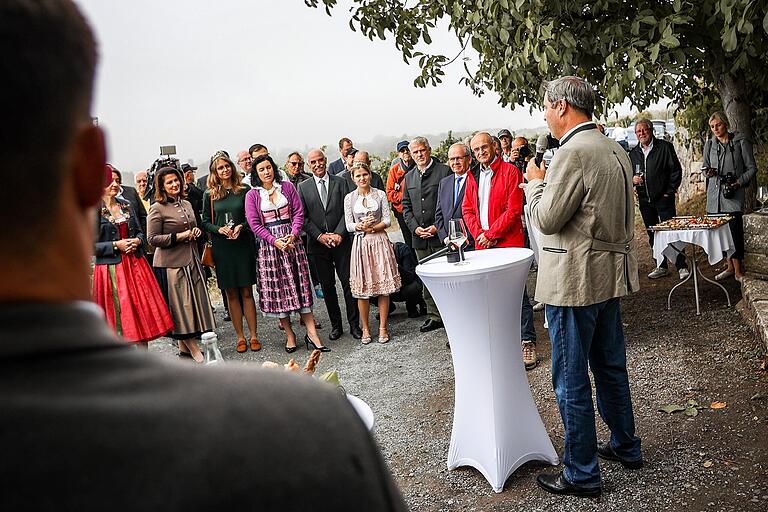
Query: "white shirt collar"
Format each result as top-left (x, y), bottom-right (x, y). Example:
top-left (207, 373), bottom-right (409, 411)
top-left (313, 174), bottom-right (328, 185)
top-left (418, 158), bottom-right (434, 173)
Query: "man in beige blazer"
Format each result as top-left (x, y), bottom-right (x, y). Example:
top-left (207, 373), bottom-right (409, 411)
top-left (524, 76), bottom-right (642, 498)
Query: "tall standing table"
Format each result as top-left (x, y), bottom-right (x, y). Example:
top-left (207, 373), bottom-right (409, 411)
top-left (416, 248), bottom-right (558, 493)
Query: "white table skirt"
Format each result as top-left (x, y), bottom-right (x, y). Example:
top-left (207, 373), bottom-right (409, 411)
top-left (417, 248), bottom-right (558, 493)
top-left (652, 225), bottom-right (734, 267)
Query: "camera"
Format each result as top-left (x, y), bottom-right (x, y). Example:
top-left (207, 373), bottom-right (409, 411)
top-left (513, 144), bottom-right (532, 171)
top-left (720, 172), bottom-right (738, 199)
top-left (145, 147), bottom-right (180, 201)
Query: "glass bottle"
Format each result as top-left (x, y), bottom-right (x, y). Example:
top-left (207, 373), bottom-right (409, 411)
top-left (202, 332), bottom-right (224, 365)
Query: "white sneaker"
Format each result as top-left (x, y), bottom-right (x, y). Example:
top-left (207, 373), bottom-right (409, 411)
top-left (678, 268), bottom-right (690, 280)
top-left (648, 267), bottom-right (668, 279)
top-left (715, 269), bottom-right (734, 281)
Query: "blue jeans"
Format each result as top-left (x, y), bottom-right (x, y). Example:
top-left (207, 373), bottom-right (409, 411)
top-left (546, 298), bottom-right (641, 487)
top-left (521, 286), bottom-right (536, 342)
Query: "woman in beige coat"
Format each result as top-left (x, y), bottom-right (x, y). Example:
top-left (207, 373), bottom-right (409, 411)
top-left (147, 167), bottom-right (216, 362)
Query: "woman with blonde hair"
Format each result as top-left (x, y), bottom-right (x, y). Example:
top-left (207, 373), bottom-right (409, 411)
top-left (344, 158), bottom-right (401, 344)
top-left (202, 151), bottom-right (260, 353)
top-left (702, 110), bottom-right (757, 281)
top-left (148, 167), bottom-right (216, 362)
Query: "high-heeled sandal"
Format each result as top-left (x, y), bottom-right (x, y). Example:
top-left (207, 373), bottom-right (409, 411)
top-left (378, 329), bottom-right (390, 344)
top-left (361, 331), bottom-right (372, 345)
top-left (236, 338), bottom-right (247, 353)
top-left (250, 338), bottom-right (262, 351)
top-left (305, 334), bottom-right (331, 352)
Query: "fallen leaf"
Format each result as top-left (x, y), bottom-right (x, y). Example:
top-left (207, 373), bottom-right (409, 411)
top-left (711, 401), bottom-right (727, 409)
top-left (659, 404), bottom-right (686, 414)
top-left (703, 460), bottom-right (713, 468)
top-left (685, 407), bottom-right (699, 417)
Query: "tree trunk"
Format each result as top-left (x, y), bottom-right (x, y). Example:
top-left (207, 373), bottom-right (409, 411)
top-left (716, 71), bottom-right (757, 212)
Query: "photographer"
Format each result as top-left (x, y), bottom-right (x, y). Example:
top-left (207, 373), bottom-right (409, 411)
top-left (703, 111), bottom-right (757, 282)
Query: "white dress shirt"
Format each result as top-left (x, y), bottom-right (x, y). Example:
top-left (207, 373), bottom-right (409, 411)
top-left (478, 163), bottom-right (495, 231)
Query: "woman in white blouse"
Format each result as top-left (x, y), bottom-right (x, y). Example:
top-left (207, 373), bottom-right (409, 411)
top-left (344, 160), bottom-right (401, 344)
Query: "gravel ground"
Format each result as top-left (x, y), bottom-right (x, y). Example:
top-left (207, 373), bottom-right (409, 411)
top-left (149, 225), bottom-right (767, 511)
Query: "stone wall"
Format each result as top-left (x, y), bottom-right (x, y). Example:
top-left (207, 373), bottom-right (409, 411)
top-left (672, 126), bottom-right (707, 204)
top-left (744, 213), bottom-right (768, 280)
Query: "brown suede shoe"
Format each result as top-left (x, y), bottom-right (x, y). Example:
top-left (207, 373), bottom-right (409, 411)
top-left (522, 342), bottom-right (538, 370)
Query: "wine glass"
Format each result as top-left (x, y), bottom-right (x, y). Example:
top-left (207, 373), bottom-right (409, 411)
top-left (224, 212), bottom-right (235, 229)
top-left (757, 186), bottom-right (768, 213)
top-left (448, 219), bottom-right (469, 265)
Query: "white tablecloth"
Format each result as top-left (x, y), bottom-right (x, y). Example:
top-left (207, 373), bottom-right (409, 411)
top-left (416, 248), bottom-right (558, 493)
top-left (652, 225), bottom-right (734, 266)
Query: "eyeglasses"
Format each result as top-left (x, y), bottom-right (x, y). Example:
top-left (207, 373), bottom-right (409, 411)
top-left (287, 161), bottom-right (304, 166)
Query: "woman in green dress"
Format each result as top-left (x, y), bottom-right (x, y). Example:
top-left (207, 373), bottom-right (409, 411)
top-left (202, 151), bottom-right (260, 353)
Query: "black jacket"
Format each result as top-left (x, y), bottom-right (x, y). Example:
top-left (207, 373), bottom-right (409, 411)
top-left (94, 198), bottom-right (146, 265)
top-left (120, 185), bottom-right (147, 235)
top-left (401, 158), bottom-right (452, 250)
top-left (628, 137), bottom-right (682, 203)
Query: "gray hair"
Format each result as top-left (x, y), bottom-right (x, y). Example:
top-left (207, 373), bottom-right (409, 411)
top-left (448, 142), bottom-right (471, 157)
top-left (636, 118), bottom-right (654, 132)
top-left (409, 136), bottom-right (430, 150)
top-left (709, 111), bottom-right (729, 129)
top-left (544, 76), bottom-right (595, 118)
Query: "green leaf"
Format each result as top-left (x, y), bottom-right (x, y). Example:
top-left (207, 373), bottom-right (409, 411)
top-left (659, 404), bottom-right (686, 414)
top-left (685, 406), bottom-right (699, 417)
top-left (661, 35), bottom-right (681, 48)
top-left (500, 27), bottom-right (510, 44)
top-left (673, 0), bottom-right (682, 12)
top-left (722, 26), bottom-right (738, 52)
top-left (763, 12), bottom-right (768, 35)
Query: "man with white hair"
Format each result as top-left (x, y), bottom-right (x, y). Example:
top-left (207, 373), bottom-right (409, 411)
top-left (401, 137), bottom-right (451, 333)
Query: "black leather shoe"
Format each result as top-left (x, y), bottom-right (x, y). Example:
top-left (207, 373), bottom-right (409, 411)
top-left (350, 326), bottom-right (363, 339)
top-left (420, 319), bottom-right (444, 333)
top-left (597, 442), bottom-right (644, 469)
top-left (329, 327), bottom-right (343, 341)
top-left (536, 472), bottom-right (602, 498)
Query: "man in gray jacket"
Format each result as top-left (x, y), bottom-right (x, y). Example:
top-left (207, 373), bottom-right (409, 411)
top-left (401, 136), bottom-right (452, 333)
top-left (525, 76), bottom-right (642, 498)
top-left (0, 2), bottom-right (406, 510)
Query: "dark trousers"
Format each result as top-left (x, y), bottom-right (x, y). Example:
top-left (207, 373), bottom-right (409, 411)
top-left (301, 234), bottom-right (320, 286)
top-left (414, 245), bottom-right (443, 321)
top-left (639, 197), bottom-right (687, 269)
top-left (546, 298), bottom-right (641, 487)
top-left (390, 280), bottom-right (424, 312)
top-left (726, 212), bottom-right (744, 260)
top-left (310, 241), bottom-right (359, 331)
top-left (521, 286), bottom-right (536, 342)
top-left (392, 209), bottom-right (413, 247)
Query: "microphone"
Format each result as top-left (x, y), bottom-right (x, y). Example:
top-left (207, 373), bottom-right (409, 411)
top-left (417, 246), bottom-right (452, 265)
top-left (534, 134), bottom-right (549, 166)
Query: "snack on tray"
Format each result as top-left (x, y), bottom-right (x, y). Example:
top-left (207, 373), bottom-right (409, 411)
top-left (261, 361), bottom-right (280, 369)
top-left (284, 358), bottom-right (301, 372)
top-left (303, 349), bottom-right (322, 374)
top-left (651, 215), bottom-right (732, 231)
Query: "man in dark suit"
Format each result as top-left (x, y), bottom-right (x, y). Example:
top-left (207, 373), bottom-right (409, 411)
top-left (0, 3), bottom-right (406, 510)
top-left (401, 137), bottom-right (452, 333)
top-left (328, 137), bottom-right (353, 176)
top-left (299, 149), bottom-right (363, 340)
top-left (108, 164), bottom-right (147, 234)
top-left (435, 142), bottom-right (474, 250)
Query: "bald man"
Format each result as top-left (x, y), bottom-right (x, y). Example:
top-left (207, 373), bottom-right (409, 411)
top-left (340, 150), bottom-right (385, 193)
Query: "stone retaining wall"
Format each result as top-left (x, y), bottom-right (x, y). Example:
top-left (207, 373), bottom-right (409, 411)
top-left (672, 127), bottom-right (706, 204)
